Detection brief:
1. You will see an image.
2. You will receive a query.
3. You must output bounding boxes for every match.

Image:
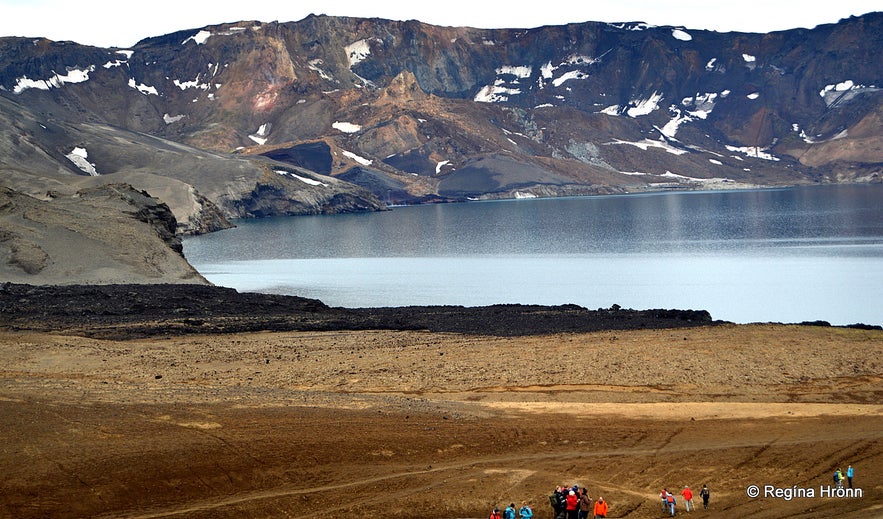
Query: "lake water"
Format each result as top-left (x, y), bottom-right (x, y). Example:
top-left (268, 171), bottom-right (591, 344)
top-left (183, 185), bottom-right (883, 326)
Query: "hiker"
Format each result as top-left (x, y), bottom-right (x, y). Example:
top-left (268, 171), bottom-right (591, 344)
top-left (592, 496), bottom-right (608, 519)
top-left (518, 502), bottom-right (533, 519)
top-left (834, 469), bottom-right (843, 489)
top-left (699, 484), bottom-right (710, 510)
top-left (578, 487), bottom-right (593, 519)
top-left (665, 490), bottom-right (676, 516)
top-left (659, 489), bottom-right (668, 512)
top-left (504, 503), bottom-right (517, 519)
top-left (681, 485), bottom-right (694, 512)
top-left (550, 487), bottom-right (567, 519)
top-left (846, 465), bottom-right (854, 488)
top-left (489, 506), bottom-right (502, 519)
top-left (565, 489), bottom-right (580, 519)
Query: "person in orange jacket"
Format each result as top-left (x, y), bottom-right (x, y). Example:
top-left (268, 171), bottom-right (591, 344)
top-left (593, 496), bottom-right (608, 518)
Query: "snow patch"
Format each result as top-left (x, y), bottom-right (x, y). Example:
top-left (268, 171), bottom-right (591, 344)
top-left (308, 59), bottom-right (336, 82)
top-left (474, 83), bottom-right (521, 103)
top-left (818, 80), bottom-right (879, 107)
top-left (552, 70), bottom-right (587, 87)
top-left (742, 54), bottom-right (756, 63)
top-left (498, 65), bottom-right (532, 78)
top-left (725, 145), bottom-right (780, 161)
top-left (746, 92), bottom-right (760, 100)
top-left (248, 123), bottom-right (271, 145)
top-left (163, 113), bottom-right (186, 124)
top-left (332, 121), bottom-right (361, 133)
top-left (128, 78), bottom-right (158, 95)
top-left (342, 150), bottom-right (372, 166)
top-left (626, 91), bottom-right (664, 117)
top-left (346, 39), bottom-right (372, 67)
top-left (275, 170), bottom-right (327, 186)
top-left (514, 191), bottom-right (537, 199)
top-left (182, 30), bottom-right (212, 45)
top-left (115, 50), bottom-right (134, 59)
top-left (606, 138), bottom-right (688, 156)
top-left (436, 160), bottom-right (451, 174)
top-left (65, 147), bottom-right (98, 176)
top-left (173, 77), bottom-right (210, 90)
top-left (672, 29), bottom-right (692, 41)
top-left (13, 65), bottom-right (95, 93)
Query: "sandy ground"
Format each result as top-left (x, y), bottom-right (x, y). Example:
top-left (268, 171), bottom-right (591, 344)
top-left (0, 324), bottom-right (881, 518)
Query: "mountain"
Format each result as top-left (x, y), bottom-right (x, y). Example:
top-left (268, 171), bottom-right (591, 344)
top-left (1, 13), bottom-right (881, 227)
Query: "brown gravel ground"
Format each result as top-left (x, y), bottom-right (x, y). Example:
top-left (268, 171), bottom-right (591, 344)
top-left (1, 320), bottom-right (881, 518)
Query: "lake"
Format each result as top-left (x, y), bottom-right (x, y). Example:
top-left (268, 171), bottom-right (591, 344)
top-left (183, 184), bottom-right (883, 326)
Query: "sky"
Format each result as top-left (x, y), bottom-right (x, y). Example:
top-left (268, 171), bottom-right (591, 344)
top-left (1, 0), bottom-right (880, 48)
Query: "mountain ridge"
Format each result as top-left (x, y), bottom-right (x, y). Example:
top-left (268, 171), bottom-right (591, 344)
top-left (1, 13), bottom-right (881, 230)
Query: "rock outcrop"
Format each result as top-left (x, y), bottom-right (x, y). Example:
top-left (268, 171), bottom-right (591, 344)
top-left (0, 184), bottom-right (208, 285)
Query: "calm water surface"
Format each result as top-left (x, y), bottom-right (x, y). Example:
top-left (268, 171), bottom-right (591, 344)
top-left (183, 185), bottom-right (883, 325)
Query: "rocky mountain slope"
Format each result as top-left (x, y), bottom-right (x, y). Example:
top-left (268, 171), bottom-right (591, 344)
top-left (2, 13), bottom-right (881, 216)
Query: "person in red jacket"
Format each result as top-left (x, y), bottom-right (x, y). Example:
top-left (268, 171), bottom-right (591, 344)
top-left (593, 496), bottom-right (608, 518)
top-left (565, 490), bottom-right (579, 519)
top-left (681, 485), bottom-right (694, 511)
top-left (489, 506), bottom-right (502, 519)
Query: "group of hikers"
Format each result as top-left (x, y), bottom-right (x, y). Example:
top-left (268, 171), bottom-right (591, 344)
top-left (833, 465), bottom-right (855, 489)
top-left (548, 485), bottom-right (608, 519)
top-left (659, 485), bottom-right (710, 515)
top-left (490, 483), bottom-right (708, 519)
top-left (488, 484), bottom-right (608, 519)
top-left (489, 463), bottom-right (855, 518)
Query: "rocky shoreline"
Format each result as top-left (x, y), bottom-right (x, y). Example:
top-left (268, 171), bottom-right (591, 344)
top-left (3, 282), bottom-right (878, 340)
top-left (1, 282), bottom-right (722, 339)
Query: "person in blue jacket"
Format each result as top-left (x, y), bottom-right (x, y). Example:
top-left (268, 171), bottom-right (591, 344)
top-left (518, 502), bottom-right (533, 519)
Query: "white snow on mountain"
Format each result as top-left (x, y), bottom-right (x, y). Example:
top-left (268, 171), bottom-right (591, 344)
top-left (275, 170), bottom-right (327, 186)
top-left (818, 80), bottom-right (879, 107)
top-left (606, 137), bottom-right (688, 155)
top-left (13, 65), bottom-right (95, 94)
top-left (342, 150), bottom-right (372, 165)
top-left (474, 83), bottom-right (522, 103)
top-left (65, 147), bottom-right (98, 176)
top-left (671, 29), bottom-right (692, 41)
top-left (248, 123), bottom-right (271, 145)
top-left (127, 78), bottom-right (158, 95)
top-left (182, 30), bottom-right (212, 45)
top-left (725, 145), bottom-right (780, 161)
top-left (308, 59), bottom-right (336, 82)
top-left (627, 91), bottom-right (664, 117)
top-left (346, 39), bottom-right (372, 67)
top-left (333, 121), bottom-right (362, 133)
top-left (163, 113), bottom-right (186, 124)
top-left (173, 76), bottom-right (211, 90)
top-left (498, 65), bottom-right (532, 78)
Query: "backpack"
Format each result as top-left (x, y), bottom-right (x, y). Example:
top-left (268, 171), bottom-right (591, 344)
top-left (549, 493), bottom-right (561, 508)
